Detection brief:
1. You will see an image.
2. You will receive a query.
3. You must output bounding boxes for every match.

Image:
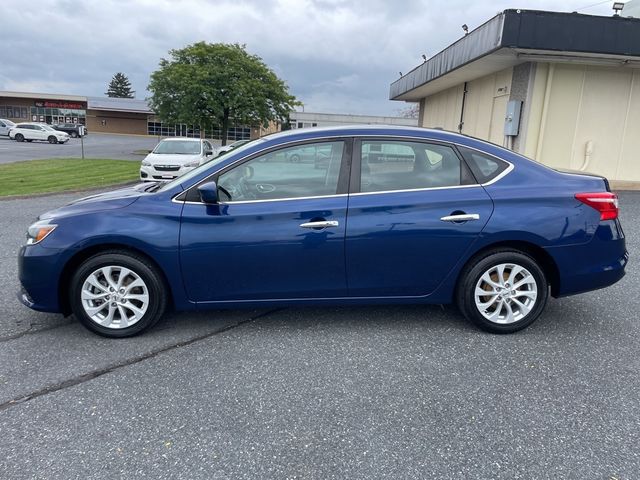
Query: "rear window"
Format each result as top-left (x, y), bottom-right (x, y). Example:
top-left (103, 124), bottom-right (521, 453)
top-left (458, 146), bottom-right (509, 184)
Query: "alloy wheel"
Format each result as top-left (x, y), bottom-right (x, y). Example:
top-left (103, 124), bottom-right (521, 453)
top-left (474, 263), bottom-right (538, 324)
top-left (80, 266), bottom-right (149, 329)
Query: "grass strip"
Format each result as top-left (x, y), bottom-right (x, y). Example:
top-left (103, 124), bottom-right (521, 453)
top-left (0, 158), bottom-right (140, 196)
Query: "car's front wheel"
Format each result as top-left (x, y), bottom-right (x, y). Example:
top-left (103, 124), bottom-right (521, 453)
top-left (48, 136), bottom-right (58, 144)
top-left (71, 131), bottom-right (78, 138)
top-left (457, 250), bottom-right (548, 333)
top-left (69, 251), bottom-right (168, 338)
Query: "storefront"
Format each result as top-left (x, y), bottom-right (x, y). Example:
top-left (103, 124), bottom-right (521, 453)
top-left (0, 90), bottom-right (274, 141)
top-left (30, 100), bottom-right (87, 125)
top-left (0, 92), bottom-right (88, 125)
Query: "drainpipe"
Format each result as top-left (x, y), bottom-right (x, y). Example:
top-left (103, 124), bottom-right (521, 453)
top-left (458, 82), bottom-right (468, 133)
top-left (535, 64), bottom-right (555, 161)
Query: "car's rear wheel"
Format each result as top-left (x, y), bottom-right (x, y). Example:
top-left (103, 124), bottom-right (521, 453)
top-left (71, 131), bottom-right (78, 138)
top-left (289, 153), bottom-right (300, 162)
top-left (456, 250), bottom-right (548, 333)
top-left (15, 134), bottom-right (24, 142)
top-left (69, 251), bottom-right (168, 338)
top-left (48, 136), bottom-right (57, 144)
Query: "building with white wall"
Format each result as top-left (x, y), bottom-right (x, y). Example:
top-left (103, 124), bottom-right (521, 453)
top-left (289, 111), bottom-right (418, 130)
top-left (390, 9), bottom-right (640, 187)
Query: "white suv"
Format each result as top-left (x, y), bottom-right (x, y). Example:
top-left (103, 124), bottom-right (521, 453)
top-left (140, 138), bottom-right (214, 182)
top-left (0, 119), bottom-right (16, 136)
top-left (9, 123), bottom-right (70, 144)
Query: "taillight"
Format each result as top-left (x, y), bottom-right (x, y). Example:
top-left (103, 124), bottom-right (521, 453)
top-left (575, 192), bottom-right (619, 221)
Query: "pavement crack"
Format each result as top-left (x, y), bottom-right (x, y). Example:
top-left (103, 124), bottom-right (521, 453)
top-left (0, 308), bottom-right (280, 411)
top-left (0, 318), bottom-right (75, 343)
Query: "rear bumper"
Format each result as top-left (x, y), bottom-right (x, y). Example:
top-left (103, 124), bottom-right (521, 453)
top-left (546, 220), bottom-right (628, 297)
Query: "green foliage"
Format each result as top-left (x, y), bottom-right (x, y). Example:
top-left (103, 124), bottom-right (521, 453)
top-left (106, 73), bottom-right (135, 98)
top-left (147, 42), bottom-right (299, 144)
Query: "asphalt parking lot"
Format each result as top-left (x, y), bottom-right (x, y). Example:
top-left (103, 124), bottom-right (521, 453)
top-left (1, 191), bottom-right (639, 479)
top-left (0, 133), bottom-right (162, 163)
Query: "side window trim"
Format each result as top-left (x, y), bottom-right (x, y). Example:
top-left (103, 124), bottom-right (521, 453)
top-left (350, 137), bottom-right (476, 195)
top-left (181, 137), bottom-right (353, 204)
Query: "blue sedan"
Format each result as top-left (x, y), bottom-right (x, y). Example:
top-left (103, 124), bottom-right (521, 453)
top-left (18, 126), bottom-right (628, 337)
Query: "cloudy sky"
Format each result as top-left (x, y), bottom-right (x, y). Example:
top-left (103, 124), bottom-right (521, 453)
top-left (1, 0), bottom-right (617, 116)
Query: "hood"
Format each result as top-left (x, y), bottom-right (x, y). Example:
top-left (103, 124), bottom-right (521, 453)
top-left (144, 152), bottom-right (201, 165)
top-left (39, 183), bottom-right (151, 220)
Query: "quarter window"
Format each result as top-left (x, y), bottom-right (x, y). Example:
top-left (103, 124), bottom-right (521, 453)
top-left (359, 140), bottom-right (469, 193)
top-left (457, 146), bottom-right (509, 184)
top-left (217, 141), bottom-right (345, 202)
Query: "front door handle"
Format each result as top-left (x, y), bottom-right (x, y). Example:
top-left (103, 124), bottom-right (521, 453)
top-left (440, 213), bottom-right (480, 222)
top-left (300, 220), bottom-right (339, 229)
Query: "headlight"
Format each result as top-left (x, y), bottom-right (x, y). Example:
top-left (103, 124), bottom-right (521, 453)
top-left (26, 220), bottom-right (57, 245)
top-left (183, 160), bottom-right (200, 168)
top-left (141, 161), bottom-right (151, 167)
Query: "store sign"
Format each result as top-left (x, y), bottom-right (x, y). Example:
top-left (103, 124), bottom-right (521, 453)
top-left (34, 100), bottom-right (85, 109)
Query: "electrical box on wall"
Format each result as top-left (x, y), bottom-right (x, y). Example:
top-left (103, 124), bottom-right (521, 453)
top-left (504, 100), bottom-right (522, 136)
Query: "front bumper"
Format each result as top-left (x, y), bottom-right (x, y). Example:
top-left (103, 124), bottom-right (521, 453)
top-left (139, 164), bottom-right (196, 182)
top-left (18, 244), bottom-right (68, 313)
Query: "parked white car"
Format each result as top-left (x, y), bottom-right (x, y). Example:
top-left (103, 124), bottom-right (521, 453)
top-left (9, 123), bottom-right (70, 144)
top-left (215, 139), bottom-right (251, 157)
top-left (140, 138), bottom-right (215, 182)
top-left (0, 118), bottom-right (16, 136)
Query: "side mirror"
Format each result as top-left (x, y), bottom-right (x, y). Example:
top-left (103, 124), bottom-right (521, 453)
top-left (205, 150), bottom-right (213, 157)
top-left (197, 181), bottom-right (219, 204)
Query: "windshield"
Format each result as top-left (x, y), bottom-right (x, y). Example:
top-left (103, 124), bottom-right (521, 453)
top-left (41, 125), bottom-right (56, 131)
top-left (153, 140), bottom-right (202, 155)
top-left (157, 138), bottom-right (264, 193)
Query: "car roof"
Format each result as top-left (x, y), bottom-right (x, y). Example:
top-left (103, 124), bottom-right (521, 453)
top-left (160, 137), bottom-right (202, 142)
top-left (264, 124), bottom-right (470, 143)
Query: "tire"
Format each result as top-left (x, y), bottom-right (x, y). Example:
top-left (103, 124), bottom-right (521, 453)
top-left (456, 249), bottom-right (548, 334)
top-left (69, 251), bottom-right (168, 338)
top-left (48, 136), bottom-right (57, 144)
top-left (15, 134), bottom-right (24, 142)
top-left (289, 154), bottom-right (300, 163)
top-left (71, 131), bottom-right (78, 138)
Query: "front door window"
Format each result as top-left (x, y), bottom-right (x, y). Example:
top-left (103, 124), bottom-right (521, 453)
top-left (217, 141), bottom-right (345, 202)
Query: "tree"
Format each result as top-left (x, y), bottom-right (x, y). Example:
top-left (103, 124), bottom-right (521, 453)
top-left (147, 42), bottom-right (299, 145)
top-left (106, 72), bottom-right (135, 98)
top-left (397, 103), bottom-right (419, 119)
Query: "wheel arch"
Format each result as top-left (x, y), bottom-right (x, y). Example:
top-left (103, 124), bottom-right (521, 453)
top-left (456, 240), bottom-right (561, 297)
top-left (58, 243), bottom-right (174, 316)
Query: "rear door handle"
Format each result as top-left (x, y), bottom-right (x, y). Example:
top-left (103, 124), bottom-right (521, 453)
top-left (440, 213), bottom-right (480, 222)
top-left (300, 220), bottom-right (339, 229)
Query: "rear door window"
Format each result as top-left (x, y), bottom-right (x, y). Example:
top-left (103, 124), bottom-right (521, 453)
top-left (357, 140), bottom-right (473, 193)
